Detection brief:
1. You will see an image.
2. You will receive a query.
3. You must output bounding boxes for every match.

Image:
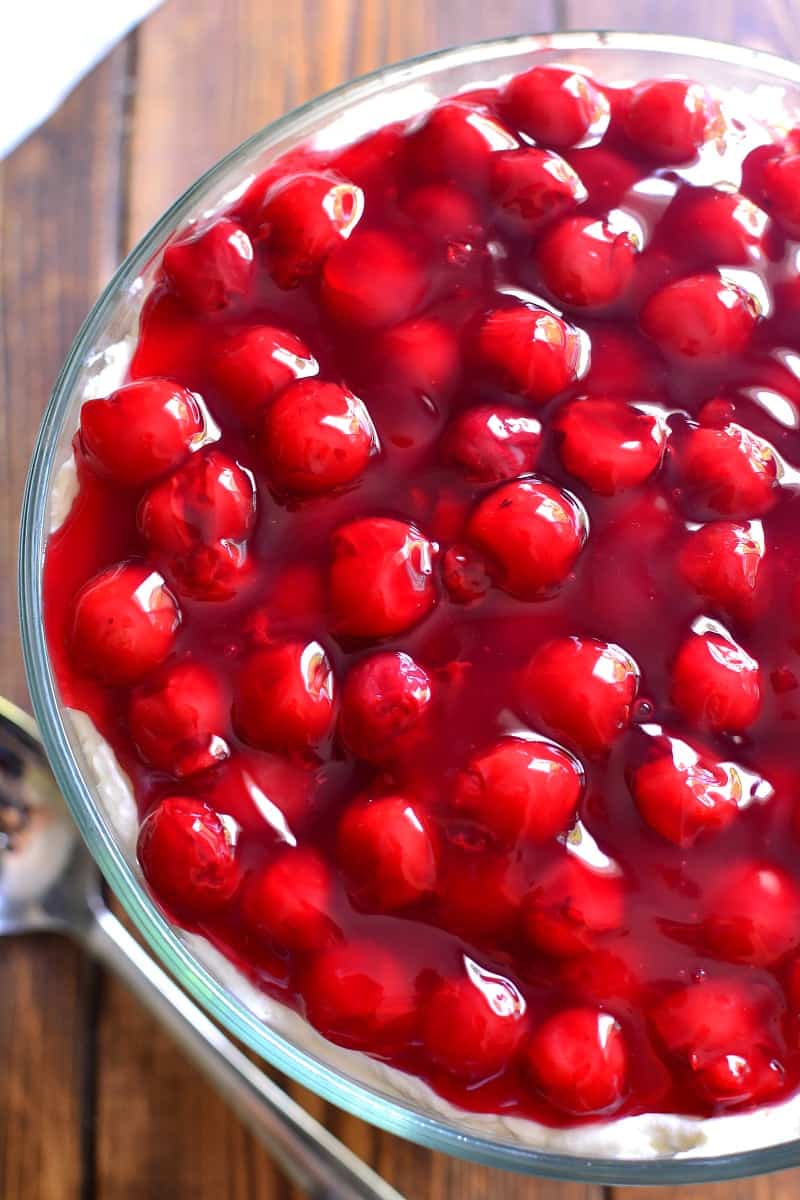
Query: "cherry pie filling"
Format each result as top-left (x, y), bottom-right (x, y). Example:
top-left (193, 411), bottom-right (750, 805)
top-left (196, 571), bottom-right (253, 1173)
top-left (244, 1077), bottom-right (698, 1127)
top-left (44, 63), bottom-right (800, 1130)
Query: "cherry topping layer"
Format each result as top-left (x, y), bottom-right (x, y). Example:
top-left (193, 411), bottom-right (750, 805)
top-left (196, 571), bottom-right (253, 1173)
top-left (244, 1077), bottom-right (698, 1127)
top-left (45, 61), bottom-right (800, 1134)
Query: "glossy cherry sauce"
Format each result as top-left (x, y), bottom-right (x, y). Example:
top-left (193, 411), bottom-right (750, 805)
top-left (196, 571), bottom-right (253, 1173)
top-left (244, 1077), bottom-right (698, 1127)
top-left (44, 68), bottom-right (800, 1127)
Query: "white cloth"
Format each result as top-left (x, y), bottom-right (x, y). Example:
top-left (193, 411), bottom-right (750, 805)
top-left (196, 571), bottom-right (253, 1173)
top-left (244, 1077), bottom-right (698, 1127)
top-left (1, 0), bottom-right (162, 158)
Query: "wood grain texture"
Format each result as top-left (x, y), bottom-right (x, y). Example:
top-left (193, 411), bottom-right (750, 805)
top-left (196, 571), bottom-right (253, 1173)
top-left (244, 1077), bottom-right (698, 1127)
top-left (612, 1170), bottom-right (800, 1200)
top-left (0, 46), bottom-right (130, 1200)
top-left (560, 0), bottom-right (800, 54)
top-left (6, 0), bottom-right (800, 1197)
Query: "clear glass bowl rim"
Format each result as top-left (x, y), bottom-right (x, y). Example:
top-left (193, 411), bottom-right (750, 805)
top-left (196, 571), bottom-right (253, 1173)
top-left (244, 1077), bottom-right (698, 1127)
top-left (19, 29), bottom-right (800, 1185)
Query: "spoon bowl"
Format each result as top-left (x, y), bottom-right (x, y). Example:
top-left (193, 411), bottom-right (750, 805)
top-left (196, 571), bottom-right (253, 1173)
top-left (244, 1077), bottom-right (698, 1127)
top-left (0, 697), bottom-right (94, 935)
top-left (0, 694), bottom-right (403, 1200)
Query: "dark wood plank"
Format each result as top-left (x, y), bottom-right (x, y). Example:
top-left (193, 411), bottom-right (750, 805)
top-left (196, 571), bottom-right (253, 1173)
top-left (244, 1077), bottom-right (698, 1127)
top-left (94, 968), bottom-right (288, 1200)
top-left (560, 0), bottom-right (800, 56)
top-left (0, 46), bottom-right (130, 1200)
top-left (611, 1171), bottom-right (800, 1200)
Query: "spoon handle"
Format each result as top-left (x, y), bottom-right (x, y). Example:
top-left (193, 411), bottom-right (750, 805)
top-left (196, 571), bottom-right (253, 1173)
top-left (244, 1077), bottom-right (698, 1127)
top-left (81, 903), bottom-right (406, 1200)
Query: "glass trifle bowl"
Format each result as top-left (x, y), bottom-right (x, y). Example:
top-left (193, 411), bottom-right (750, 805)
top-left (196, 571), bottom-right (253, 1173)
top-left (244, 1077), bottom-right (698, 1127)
top-left (19, 30), bottom-right (800, 1186)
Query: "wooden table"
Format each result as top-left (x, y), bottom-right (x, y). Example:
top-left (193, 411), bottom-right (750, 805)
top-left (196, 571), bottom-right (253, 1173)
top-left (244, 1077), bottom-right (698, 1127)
top-left (3, 1), bottom-right (800, 1196)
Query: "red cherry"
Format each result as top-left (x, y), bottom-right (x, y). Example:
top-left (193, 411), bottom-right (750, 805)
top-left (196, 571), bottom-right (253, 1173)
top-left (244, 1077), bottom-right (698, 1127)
top-left (233, 155), bottom-right (319, 231)
top-left (329, 517), bottom-right (437, 638)
top-left (329, 126), bottom-right (404, 191)
top-left (741, 139), bottom-right (790, 204)
top-left (554, 396), bottom-right (666, 495)
top-left (242, 848), bottom-right (339, 953)
top-left (172, 540), bottom-right (252, 602)
top-left (70, 562), bottom-right (180, 685)
top-left (162, 218), bottom-right (254, 312)
top-left (475, 304), bottom-right (584, 404)
top-left (762, 153), bottom-right (800, 236)
top-left (211, 324), bottom-right (318, 426)
top-left (671, 627), bottom-right (762, 733)
top-left (466, 478), bottom-right (588, 599)
top-left (651, 977), bottom-right (770, 1058)
top-left (679, 424), bottom-right (779, 519)
top-left (404, 100), bottom-right (515, 188)
top-left (138, 448), bottom-right (256, 554)
top-left (400, 184), bottom-right (481, 241)
top-left (660, 187), bottom-right (767, 265)
top-left (489, 147), bottom-right (587, 236)
top-left (621, 79), bottom-right (718, 163)
top-left (640, 274), bottom-right (760, 360)
top-left (137, 795), bottom-right (240, 916)
top-left (258, 171), bottom-right (363, 287)
top-left (259, 379), bottom-right (375, 495)
top-left (631, 737), bottom-right (740, 847)
top-left (704, 862), bottom-right (800, 966)
top-left (302, 941), bottom-right (417, 1049)
top-left (443, 405), bottom-right (541, 482)
top-left (80, 378), bottom-right (206, 487)
top-left (129, 660), bottom-right (229, 777)
top-left (436, 852), bottom-right (524, 946)
top-left (695, 1048), bottom-right (784, 1107)
top-left (522, 855), bottom-right (625, 958)
top-left (453, 737), bottom-right (582, 846)
top-left (197, 750), bottom-right (314, 837)
top-left (678, 520), bottom-right (764, 618)
top-left (373, 316), bottom-right (460, 400)
top-left (525, 1007), bottom-right (627, 1114)
top-left (339, 651), bottom-right (432, 764)
top-left (651, 976), bottom-right (785, 1107)
top-left (422, 969), bottom-right (527, 1083)
top-left (521, 636), bottom-right (639, 757)
top-left (338, 795), bottom-right (438, 911)
top-left (234, 640), bottom-right (334, 753)
top-left (321, 230), bottom-right (427, 329)
top-left (502, 66), bottom-right (609, 148)
top-left (565, 145), bottom-right (644, 209)
top-left (536, 215), bottom-right (639, 308)
top-left (559, 947), bottom-right (642, 1004)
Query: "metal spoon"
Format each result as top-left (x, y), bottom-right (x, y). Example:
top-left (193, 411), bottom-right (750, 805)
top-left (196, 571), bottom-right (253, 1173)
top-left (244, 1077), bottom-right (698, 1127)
top-left (0, 696), bottom-right (405, 1200)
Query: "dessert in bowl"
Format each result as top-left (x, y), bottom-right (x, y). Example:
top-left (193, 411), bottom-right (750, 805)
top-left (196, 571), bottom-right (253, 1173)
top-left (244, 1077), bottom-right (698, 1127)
top-left (21, 32), bottom-right (800, 1184)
